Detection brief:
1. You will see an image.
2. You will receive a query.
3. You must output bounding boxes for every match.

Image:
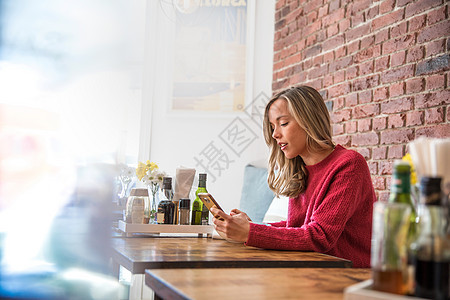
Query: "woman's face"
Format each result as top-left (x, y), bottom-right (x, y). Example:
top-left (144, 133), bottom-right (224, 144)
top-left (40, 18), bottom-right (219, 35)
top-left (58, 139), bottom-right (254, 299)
top-left (268, 98), bottom-right (308, 159)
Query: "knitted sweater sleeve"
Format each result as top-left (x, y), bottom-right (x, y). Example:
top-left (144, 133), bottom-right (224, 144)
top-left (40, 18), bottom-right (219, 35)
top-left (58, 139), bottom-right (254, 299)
top-left (245, 153), bottom-right (369, 253)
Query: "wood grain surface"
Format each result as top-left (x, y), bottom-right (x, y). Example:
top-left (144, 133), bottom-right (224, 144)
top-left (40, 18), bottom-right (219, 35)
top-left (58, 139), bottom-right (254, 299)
top-left (111, 237), bottom-right (352, 274)
top-left (145, 268), bottom-right (371, 300)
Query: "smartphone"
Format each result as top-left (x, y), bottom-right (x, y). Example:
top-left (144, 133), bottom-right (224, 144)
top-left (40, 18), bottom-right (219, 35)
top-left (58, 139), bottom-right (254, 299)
top-left (197, 193), bottom-right (225, 221)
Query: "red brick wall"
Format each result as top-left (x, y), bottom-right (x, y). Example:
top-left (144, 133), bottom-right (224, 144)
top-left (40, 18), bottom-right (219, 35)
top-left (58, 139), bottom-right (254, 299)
top-left (273, 0), bottom-right (449, 201)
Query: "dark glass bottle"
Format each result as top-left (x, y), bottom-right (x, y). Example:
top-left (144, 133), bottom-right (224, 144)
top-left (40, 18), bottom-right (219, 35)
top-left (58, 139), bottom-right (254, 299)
top-left (191, 173), bottom-right (206, 225)
top-left (410, 176), bottom-right (449, 300)
top-left (157, 177), bottom-right (174, 224)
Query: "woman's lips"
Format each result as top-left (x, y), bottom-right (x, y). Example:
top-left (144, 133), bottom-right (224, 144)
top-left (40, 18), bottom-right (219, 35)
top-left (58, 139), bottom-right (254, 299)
top-left (279, 143), bottom-right (287, 151)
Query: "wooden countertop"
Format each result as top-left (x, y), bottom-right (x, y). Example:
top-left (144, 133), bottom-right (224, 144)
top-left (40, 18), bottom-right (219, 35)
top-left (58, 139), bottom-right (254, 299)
top-left (145, 268), bottom-right (371, 300)
top-left (111, 237), bottom-right (352, 274)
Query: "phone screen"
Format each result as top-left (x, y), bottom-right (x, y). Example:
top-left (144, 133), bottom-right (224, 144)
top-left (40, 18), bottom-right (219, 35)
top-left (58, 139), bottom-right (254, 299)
top-left (197, 193), bottom-right (224, 220)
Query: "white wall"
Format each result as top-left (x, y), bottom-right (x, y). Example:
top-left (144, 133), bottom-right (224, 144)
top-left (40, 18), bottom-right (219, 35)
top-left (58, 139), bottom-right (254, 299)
top-left (140, 0), bottom-right (275, 212)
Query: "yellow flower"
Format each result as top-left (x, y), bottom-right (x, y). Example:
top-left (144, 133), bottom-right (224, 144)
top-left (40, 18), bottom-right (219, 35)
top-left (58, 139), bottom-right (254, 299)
top-left (136, 162), bottom-right (149, 180)
top-left (402, 153), bottom-right (417, 185)
top-left (149, 162), bottom-right (158, 171)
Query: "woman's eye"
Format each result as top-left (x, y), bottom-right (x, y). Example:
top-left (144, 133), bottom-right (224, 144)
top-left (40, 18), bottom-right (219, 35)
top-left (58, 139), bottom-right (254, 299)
top-left (281, 122), bottom-right (288, 127)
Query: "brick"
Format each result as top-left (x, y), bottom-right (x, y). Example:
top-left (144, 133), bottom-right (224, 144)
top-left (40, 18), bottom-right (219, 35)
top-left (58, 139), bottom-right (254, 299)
top-left (329, 0), bottom-right (340, 12)
top-left (372, 9), bottom-right (404, 31)
top-left (323, 35), bottom-right (345, 52)
top-left (406, 46), bottom-right (425, 63)
top-left (327, 24), bottom-right (339, 37)
top-left (427, 6), bottom-right (446, 25)
top-left (382, 34), bottom-right (415, 55)
top-left (416, 123), bottom-right (450, 138)
top-left (416, 54), bottom-right (450, 75)
top-left (275, 19), bottom-right (286, 31)
top-left (426, 74), bottom-right (445, 90)
top-left (352, 0), bottom-right (372, 14)
top-left (375, 28), bottom-right (389, 44)
top-left (389, 82), bottom-right (405, 97)
top-left (388, 113), bottom-right (406, 128)
top-left (390, 21), bottom-right (408, 39)
top-left (405, 0), bottom-right (442, 18)
top-left (417, 20), bottom-right (450, 44)
top-left (380, 128), bottom-right (415, 144)
top-left (369, 161), bottom-right (379, 176)
top-left (380, 0), bottom-right (395, 14)
top-left (357, 45), bottom-right (381, 63)
top-left (426, 39), bottom-right (446, 58)
top-left (367, 6), bottom-right (379, 20)
top-left (346, 93), bottom-right (358, 107)
top-left (379, 161), bottom-right (393, 175)
top-left (304, 0), bottom-right (324, 12)
top-left (353, 75), bottom-right (380, 91)
top-left (347, 121), bottom-right (357, 133)
top-left (406, 110), bottom-right (424, 127)
top-left (339, 19), bottom-right (351, 33)
top-left (352, 132), bottom-right (379, 146)
top-left (324, 51), bottom-right (334, 63)
top-left (346, 66), bottom-right (359, 80)
top-left (388, 145), bottom-right (404, 159)
top-left (415, 90), bottom-right (450, 108)
top-left (358, 119), bottom-right (372, 132)
top-left (329, 56), bottom-right (353, 72)
top-left (378, 191), bottom-right (390, 202)
top-left (324, 74), bottom-right (334, 88)
top-left (334, 70), bottom-right (345, 83)
top-left (318, 5), bottom-right (328, 18)
top-left (374, 87), bottom-right (389, 102)
top-left (425, 107), bottom-right (445, 124)
top-left (373, 146), bottom-right (387, 160)
top-left (381, 65), bottom-right (414, 84)
top-left (408, 14), bottom-right (426, 32)
top-left (333, 123), bottom-right (345, 135)
top-left (356, 148), bottom-right (371, 161)
top-left (346, 23), bottom-right (371, 41)
top-left (361, 36), bottom-right (375, 50)
top-left (331, 109), bottom-right (352, 122)
top-left (372, 176), bottom-right (386, 190)
top-left (308, 65), bottom-right (327, 79)
top-left (351, 14), bottom-right (365, 28)
top-left (334, 46), bottom-right (346, 58)
top-left (359, 90), bottom-right (372, 104)
top-left (373, 116), bottom-right (388, 131)
top-left (360, 61), bottom-right (374, 76)
top-left (329, 82), bottom-right (351, 98)
top-left (348, 40), bottom-right (360, 54)
top-left (334, 97), bottom-right (345, 109)
top-left (381, 97), bottom-right (414, 114)
top-left (375, 56), bottom-right (390, 72)
top-left (354, 103), bottom-right (380, 118)
top-left (334, 135), bottom-right (351, 147)
top-left (391, 51), bottom-right (406, 67)
top-left (323, 8), bottom-right (345, 27)
top-left (406, 78), bottom-right (425, 94)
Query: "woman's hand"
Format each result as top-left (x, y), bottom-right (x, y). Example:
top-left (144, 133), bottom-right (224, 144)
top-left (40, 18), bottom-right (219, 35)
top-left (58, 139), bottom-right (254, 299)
top-left (211, 208), bottom-right (250, 243)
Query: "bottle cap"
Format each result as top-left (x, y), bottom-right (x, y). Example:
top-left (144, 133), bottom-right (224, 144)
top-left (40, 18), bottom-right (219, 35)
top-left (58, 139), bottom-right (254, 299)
top-left (163, 177), bottom-right (172, 189)
top-left (199, 173), bottom-right (207, 181)
top-left (420, 176), bottom-right (442, 205)
top-left (393, 160), bottom-right (411, 173)
top-left (179, 198), bottom-right (190, 208)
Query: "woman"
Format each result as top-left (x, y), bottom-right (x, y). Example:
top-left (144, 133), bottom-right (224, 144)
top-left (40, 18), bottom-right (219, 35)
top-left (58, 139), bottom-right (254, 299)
top-left (212, 85), bottom-right (376, 267)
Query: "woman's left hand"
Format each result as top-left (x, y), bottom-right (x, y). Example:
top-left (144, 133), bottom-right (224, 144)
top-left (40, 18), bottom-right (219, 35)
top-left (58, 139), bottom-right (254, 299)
top-left (211, 208), bottom-right (250, 243)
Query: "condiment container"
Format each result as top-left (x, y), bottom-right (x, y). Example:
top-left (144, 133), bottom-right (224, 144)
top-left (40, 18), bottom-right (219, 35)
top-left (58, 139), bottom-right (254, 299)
top-left (125, 188), bottom-right (149, 224)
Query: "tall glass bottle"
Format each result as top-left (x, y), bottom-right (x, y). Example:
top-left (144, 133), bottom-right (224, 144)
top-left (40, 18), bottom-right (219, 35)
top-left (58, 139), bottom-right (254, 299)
top-left (389, 160), bottom-right (417, 243)
top-left (410, 176), bottom-right (449, 300)
top-left (157, 177), bottom-right (174, 224)
top-left (191, 173), bottom-right (207, 225)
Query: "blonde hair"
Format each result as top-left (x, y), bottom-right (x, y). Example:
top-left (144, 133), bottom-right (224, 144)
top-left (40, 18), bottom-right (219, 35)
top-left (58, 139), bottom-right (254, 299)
top-left (263, 86), bottom-right (335, 198)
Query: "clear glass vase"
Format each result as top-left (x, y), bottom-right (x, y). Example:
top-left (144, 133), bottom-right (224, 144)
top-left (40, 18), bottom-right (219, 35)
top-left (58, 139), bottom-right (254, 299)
top-left (147, 185), bottom-right (159, 224)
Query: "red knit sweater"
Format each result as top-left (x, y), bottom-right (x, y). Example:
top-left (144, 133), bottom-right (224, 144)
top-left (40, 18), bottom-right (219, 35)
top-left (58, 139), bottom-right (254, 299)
top-left (246, 145), bottom-right (376, 267)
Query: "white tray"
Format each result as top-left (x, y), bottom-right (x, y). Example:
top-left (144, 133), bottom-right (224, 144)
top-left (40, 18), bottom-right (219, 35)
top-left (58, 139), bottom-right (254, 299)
top-left (344, 280), bottom-right (428, 300)
top-left (117, 220), bottom-right (214, 237)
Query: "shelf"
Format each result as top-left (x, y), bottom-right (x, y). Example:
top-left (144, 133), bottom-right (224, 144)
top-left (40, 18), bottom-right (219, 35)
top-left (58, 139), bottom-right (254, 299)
top-left (117, 220), bottom-right (214, 237)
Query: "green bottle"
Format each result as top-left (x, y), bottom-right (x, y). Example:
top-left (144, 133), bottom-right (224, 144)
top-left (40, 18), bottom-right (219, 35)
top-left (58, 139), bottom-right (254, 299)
top-left (191, 173), bottom-right (207, 225)
top-left (389, 160), bottom-right (417, 243)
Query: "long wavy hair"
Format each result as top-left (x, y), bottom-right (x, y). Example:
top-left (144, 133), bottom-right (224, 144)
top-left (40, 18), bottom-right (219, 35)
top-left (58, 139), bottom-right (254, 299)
top-left (263, 86), bottom-right (335, 198)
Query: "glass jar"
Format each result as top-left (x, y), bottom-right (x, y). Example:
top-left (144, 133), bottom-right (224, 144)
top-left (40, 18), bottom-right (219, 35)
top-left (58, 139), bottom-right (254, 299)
top-left (179, 198), bottom-right (190, 225)
top-left (125, 188), bottom-right (149, 224)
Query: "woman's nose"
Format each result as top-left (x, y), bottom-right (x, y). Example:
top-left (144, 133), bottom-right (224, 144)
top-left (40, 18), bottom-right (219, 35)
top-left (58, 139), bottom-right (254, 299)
top-left (272, 127), bottom-right (280, 139)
